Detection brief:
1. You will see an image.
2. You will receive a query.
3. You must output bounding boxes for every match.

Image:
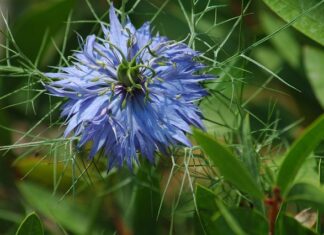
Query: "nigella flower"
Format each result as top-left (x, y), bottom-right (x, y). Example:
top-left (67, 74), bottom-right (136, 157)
top-left (45, 5), bottom-right (213, 169)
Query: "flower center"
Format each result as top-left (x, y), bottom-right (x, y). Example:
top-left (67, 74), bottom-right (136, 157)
top-left (117, 60), bottom-right (142, 88)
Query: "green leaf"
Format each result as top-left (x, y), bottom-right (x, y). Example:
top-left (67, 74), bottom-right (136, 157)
top-left (213, 200), bottom-right (248, 235)
top-left (260, 11), bottom-right (300, 68)
top-left (18, 182), bottom-right (94, 234)
top-left (286, 183), bottom-right (324, 212)
top-left (13, 0), bottom-right (74, 64)
top-left (132, 166), bottom-right (161, 235)
top-left (304, 46), bottom-right (324, 107)
top-left (276, 114), bottom-right (324, 195)
top-left (195, 185), bottom-right (219, 234)
top-left (196, 186), bottom-right (267, 235)
top-left (262, 0), bottom-right (324, 46)
top-left (295, 156), bottom-right (319, 186)
top-left (193, 129), bottom-right (264, 199)
top-left (277, 215), bottom-right (317, 235)
top-left (212, 207), bottom-right (268, 235)
top-left (16, 212), bottom-right (43, 235)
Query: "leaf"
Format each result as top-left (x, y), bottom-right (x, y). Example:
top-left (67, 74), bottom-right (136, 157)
top-left (286, 183), bottom-right (324, 212)
top-left (16, 212), bottom-right (43, 235)
top-left (295, 156), bottom-right (319, 186)
top-left (276, 114), bottom-right (324, 195)
top-left (196, 186), bottom-right (267, 235)
top-left (262, 0), bottom-right (324, 46)
top-left (13, 0), bottom-right (74, 64)
top-left (18, 182), bottom-right (94, 234)
top-left (195, 185), bottom-right (219, 234)
top-left (277, 215), bottom-right (317, 235)
top-left (213, 200), bottom-right (248, 235)
top-left (132, 166), bottom-right (161, 235)
top-left (304, 46), bottom-right (324, 107)
top-left (260, 11), bottom-right (300, 68)
top-left (212, 207), bottom-right (268, 235)
top-left (193, 129), bottom-right (264, 199)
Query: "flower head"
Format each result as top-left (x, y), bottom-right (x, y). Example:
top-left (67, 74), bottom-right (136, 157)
top-left (45, 5), bottom-right (213, 169)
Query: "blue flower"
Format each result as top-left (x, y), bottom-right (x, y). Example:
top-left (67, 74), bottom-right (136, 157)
top-left (45, 5), bottom-right (213, 169)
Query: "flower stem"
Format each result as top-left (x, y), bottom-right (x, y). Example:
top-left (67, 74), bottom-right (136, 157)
top-left (265, 187), bottom-right (282, 235)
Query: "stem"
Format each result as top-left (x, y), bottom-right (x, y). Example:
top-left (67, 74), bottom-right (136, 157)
top-left (265, 187), bottom-right (282, 235)
top-left (120, 0), bottom-right (128, 26)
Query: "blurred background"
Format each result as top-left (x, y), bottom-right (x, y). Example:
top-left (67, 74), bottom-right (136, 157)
top-left (0, 0), bottom-right (323, 234)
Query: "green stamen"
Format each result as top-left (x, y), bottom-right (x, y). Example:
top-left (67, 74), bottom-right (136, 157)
top-left (117, 60), bottom-right (141, 87)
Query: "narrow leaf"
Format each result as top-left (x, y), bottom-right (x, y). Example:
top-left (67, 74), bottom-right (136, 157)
top-left (195, 185), bottom-right (218, 234)
top-left (18, 182), bottom-right (93, 234)
top-left (277, 114), bottom-right (324, 195)
top-left (16, 212), bottom-right (43, 235)
top-left (193, 129), bottom-right (264, 199)
top-left (214, 200), bottom-right (247, 235)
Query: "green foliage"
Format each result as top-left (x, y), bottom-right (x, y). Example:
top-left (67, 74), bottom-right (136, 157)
top-left (13, 0), bottom-right (75, 64)
top-left (194, 115), bottom-right (324, 234)
top-left (260, 11), bottom-right (300, 68)
top-left (18, 182), bottom-right (94, 234)
top-left (16, 212), bottom-right (43, 235)
top-left (193, 129), bottom-right (264, 199)
top-left (132, 167), bottom-right (161, 235)
top-left (196, 185), bottom-right (268, 235)
top-left (277, 114), bottom-right (324, 195)
top-left (212, 207), bottom-right (268, 235)
top-left (287, 183), bottom-right (324, 212)
top-left (195, 185), bottom-right (218, 234)
top-left (304, 46), bottom-right (324, 107)
top-left (262, 0), bottom-right (324, 46)
top-left (277, 215), bottom-right (317, 235)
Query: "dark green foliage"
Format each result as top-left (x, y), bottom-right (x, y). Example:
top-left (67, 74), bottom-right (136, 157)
top-left (16, 212), bottom-right (43, 235)
top-left (193, 129), bottom-right (264, 199)
top-left (277, 115), bottom-right (324, 194)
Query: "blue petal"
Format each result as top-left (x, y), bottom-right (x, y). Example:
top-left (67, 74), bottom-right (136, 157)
top-left (109, 4), bottom-right (126, 54)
